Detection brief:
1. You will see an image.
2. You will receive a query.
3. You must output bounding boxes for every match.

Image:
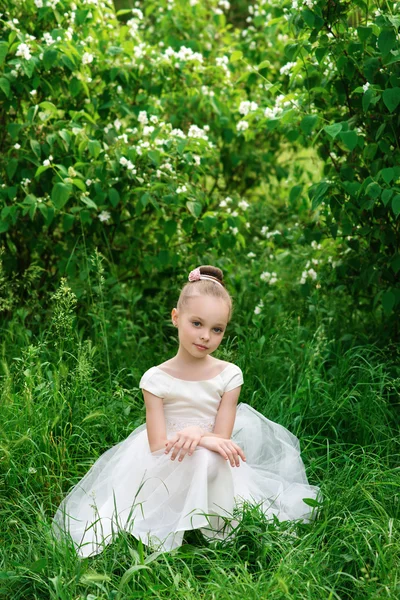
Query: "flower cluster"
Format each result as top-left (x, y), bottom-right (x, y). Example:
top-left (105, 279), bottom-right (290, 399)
top-left (261, 271), bottom-right (278, 285)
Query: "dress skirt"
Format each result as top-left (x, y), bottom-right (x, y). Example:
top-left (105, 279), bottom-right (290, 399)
top-left (52, 403), bottom-right (321, 557)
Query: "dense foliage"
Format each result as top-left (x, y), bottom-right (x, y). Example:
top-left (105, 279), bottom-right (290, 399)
top-left (0, 0), bottom-right (399, 341)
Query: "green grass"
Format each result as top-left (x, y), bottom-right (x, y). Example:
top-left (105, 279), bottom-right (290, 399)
top-left (0, 315), bottom-right (399, 600)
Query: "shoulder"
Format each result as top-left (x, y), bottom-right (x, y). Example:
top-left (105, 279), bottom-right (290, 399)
top-left (139, 366), bottom-right (171, 398)
top-left (221, 361), bottom-right (244, 391)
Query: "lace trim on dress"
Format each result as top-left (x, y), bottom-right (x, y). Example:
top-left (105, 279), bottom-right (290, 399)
top-left (165, 416), bottom-right (215, 433)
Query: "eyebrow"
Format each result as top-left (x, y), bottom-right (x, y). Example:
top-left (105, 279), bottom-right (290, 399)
top-left (190, 316), bottom-right (226, 327)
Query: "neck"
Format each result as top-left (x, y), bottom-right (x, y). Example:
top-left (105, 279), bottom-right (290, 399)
top-left (173, 346), bottom-right (212, 367)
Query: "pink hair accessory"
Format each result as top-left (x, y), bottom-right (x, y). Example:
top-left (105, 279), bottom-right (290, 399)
top-left (188, 267), bottom-right (201, 282)
top-left (188, 267), bottom-right (224, 288)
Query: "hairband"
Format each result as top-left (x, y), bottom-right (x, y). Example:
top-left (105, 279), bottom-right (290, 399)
top-left (188, 267), bottom-right (224, 289)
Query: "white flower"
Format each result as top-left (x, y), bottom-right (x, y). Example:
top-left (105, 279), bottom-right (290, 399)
top-left (86, 179), bottom-right (92, 186)
top-left (269, 276), bottom-right (278, 285)
top-left (43, 159), bottom-right (50, 166)
top-left (362, 81), bottom-right (370, 92)
top-left (98, 211), bottom-right (111, 222)
top-left (143, 125), bottom-right (155, 136)
top-left (238, 199), bottom-right (250, 210)
top-left (254, 299), bottom-right (264, 315)
top-left (14, 143), bottom-right (21, 149)
top-left (176, 185), bottom-right (187, 194)
top-left (239, 101), bottom-right (258, 115)
top-left (280, 61), bottom-right (297, 75)
top-left (247, 252), bottom-right (256, 258)
top-left (16, 43), bottom-right (32, 60)
top-left (30, 90), bottom-right (37, 96)
top-left (138, 110), bottom-right (148, 124)
top-left (82, 52), bottom-right (94, 65)
top-left (237, 120), bottom-right (249, 132)
top-left (260, 271), bottom-right (271, 281)
top-left (308, 268), bottom-right (317, 280)
top-left (28, 467), bottom-right (37, 474)
top-left (119, 157), bottom-right (128, 166)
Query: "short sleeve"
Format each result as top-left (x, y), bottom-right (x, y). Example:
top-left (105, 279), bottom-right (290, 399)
top-left (223, 364), bottom-right (244, 393)
top-left (139, 367), bottom-right (167, 398)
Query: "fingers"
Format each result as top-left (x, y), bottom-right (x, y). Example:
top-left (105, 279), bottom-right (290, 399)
top-left (220, 442), bottom-right (246, 467)
top-left (187, 438), bottom-right (200, 456)
top-left (164, 435), bottom-right (179, 454)
top-left (175, 439), bottom-right (192, 461)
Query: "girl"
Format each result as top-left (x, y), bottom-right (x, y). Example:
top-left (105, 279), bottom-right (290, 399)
top-left (52, 265), bottom-right (321, 558)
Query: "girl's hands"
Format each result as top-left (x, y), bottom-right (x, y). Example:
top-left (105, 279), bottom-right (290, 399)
top-left (198, 436), bottom-right (246, 467)
top-left (164, 426), bottom-right (205, 462)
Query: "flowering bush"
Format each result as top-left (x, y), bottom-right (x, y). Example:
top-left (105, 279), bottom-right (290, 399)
top-left (0, 0), bottom-right (399, 336)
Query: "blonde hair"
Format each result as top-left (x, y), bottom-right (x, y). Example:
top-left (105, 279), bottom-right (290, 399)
top-left (177, 265), bottom-right (233, 322)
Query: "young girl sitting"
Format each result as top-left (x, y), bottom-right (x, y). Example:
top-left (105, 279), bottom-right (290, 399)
top-left (52, 265), bottom-right (321, 558)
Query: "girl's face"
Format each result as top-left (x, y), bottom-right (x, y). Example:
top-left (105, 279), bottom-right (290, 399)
top-left (172, 295), bottom-right (229, 357)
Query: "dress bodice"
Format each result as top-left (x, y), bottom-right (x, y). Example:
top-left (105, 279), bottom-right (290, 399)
top-left (139, 363), bottom-right (244, 434)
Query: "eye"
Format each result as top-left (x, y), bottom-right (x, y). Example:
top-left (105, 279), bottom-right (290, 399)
top-left (192, 321), bottom-right (223, 333)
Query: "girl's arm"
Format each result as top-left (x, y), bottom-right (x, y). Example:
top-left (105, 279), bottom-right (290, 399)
top-left (199, 385), bottom-right (242, 442)
top-left (142, 389), bottom-right (168, 452)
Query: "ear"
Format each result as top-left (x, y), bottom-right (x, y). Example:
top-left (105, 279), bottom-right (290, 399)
top-left (171, 308), bottom-right (178, 325)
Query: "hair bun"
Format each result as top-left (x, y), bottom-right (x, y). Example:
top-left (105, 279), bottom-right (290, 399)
top-left (199, 265), bottom-right (224, 285)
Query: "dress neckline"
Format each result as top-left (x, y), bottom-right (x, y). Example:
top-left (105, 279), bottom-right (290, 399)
top-left (154, 363), bottom-right (232, 383)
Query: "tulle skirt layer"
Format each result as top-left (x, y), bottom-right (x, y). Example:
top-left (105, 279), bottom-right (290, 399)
top-left (52, 403), bottom-right (321, 558)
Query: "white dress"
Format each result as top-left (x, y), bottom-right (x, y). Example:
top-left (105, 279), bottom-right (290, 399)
top-left (52, 363), bottom-right (321, 558)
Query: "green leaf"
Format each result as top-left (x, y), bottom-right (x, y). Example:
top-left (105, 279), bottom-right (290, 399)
top-left (390, 255), bottom-right (400, 274)
top-left (310, 180), bottom-right (330, 210)
top-left (378, 29), bottom-right (396, 55)
top-left (72, 178), bottom-right (86, 191)
top-left (257, 60), bottom-right (271, 70)
top-left (324, 123), bottom-right (342, 139)
top-left (30, 139), bottom-right (41, 158)
top-left (230, 51), bottom-right (243, 63)
top-left (381, 189), bottom-right (393, 206)
top-left (35, 164), bottom-right (51, 178)
top-left (382, 291), bottom-right (395, 314)
top-left (186, 201), bottom-right (202, 218)
top-left (365, 182), bottom-right (381, 199)
top-left (362, 88), bottom-right (374, 112)
top-left (0, 220), bottom-right (9, 233)
top-left (380, 168), bottom-right (394, 185)
top-left (62, 214), bottom-right (75, 231)
top-left (302, 9), bottom-right (315, 27)
top-left (39, 101), bottom-right (58, 115)
top-left (289, 185), bottom-right (302, 204)
top-left (109, 188), bottom-right (120, 207)
top-left (69, 77), bottom-right (82, 97)
top-left (0, 77), bottom-right (10, 98)
top-left (302, 497), bottom-right (321, 507)
top-left (357, 26), bottom-right (372, 42)
top-left (148, 150), bottom-right (160, 166)
top-left (300, 115), bottom-right (318, 135)
top-left (88, 140), bottom-right (102, 158)
top-left (392, 194), bottom-right (400, 217)
top-left (51, 182), bottom-right (72, 210)
top-left (43, 49), bottom-right (58, 70)
top-left (382, 87), bottom-right (400, 113)
top-left (0, 41), bottom-right (8, 66)
top-left (339, 131), bottom-right (358, 151)
top-left (80, 196), bottom-right (98, 210)
top-left (6, 158), bottom-right (18, 180)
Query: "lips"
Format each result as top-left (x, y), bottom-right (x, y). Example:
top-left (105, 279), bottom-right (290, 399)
top-left (195, 344), bottom-right (208, 350)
